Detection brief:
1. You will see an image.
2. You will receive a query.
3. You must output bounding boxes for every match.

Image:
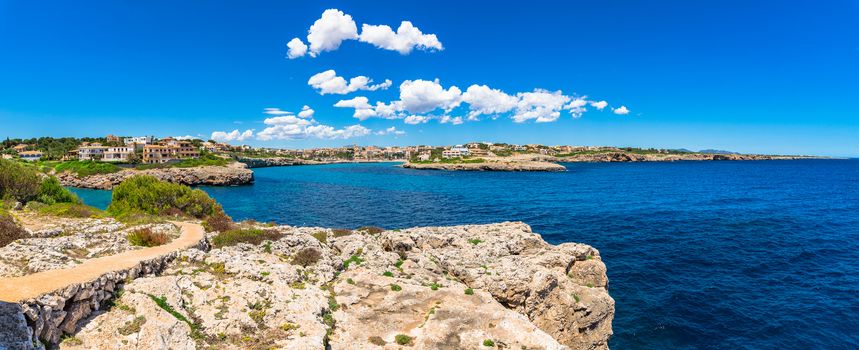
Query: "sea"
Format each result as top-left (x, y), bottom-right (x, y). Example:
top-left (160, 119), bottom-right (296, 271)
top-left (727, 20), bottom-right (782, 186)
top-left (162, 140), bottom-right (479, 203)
top-left (70, 159), bottom-right (859, 349)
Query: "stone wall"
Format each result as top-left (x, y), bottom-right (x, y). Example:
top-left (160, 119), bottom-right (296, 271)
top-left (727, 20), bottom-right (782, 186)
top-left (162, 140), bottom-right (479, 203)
top-left (0, 240), bottom-right (208, 350)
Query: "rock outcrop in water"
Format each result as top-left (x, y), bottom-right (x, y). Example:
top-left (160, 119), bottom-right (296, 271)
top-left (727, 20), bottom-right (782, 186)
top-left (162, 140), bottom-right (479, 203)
top-left (56, 163), bottom-right (253, 189)
top-left (403, 160), bottom-right (567, 172)
top-left (0, 220), bottom-right (614, 350)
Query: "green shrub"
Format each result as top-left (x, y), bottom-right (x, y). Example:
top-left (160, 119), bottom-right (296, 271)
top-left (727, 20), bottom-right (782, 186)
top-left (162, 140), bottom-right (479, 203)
top-left (395, 334), bottom-right (413, 345)
top-left (343, 254), bottom-right (363, 269)
top-left (382, 271), bottom-right (394, 277)
top-left (483, 339), bottom-right (495, 347)
top-left (429, 282), bottom-right (440, 291)
top-left (127, 227), bottom-right (169, 247)
top-left (54, 160), bottom-right (120, 177)
top-left (346, 278), bottom-right (355, 285)
top-left (108, 176), bottom-right (223, 220)
top-left (211, 228), bottom-right (282, 248)
top-left (35, 176), bottom-right (79, 205)
top-left (0, 211), bottom-right (28, 247)
top-left (390, 284), bottom-right (402, 292)
top-left (464, 288), bottom-right (474, 295)
top-left (0, 159), bottom-right (40, 202)
top-left (467, 238), bottom-right (483, 245)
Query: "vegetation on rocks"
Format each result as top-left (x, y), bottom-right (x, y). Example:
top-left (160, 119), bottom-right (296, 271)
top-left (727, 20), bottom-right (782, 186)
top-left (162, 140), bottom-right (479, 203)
top-left (291, 247), bottom-right (322, 267)
top-left (107, 175), bottom-right (223, 220)
top-left (0, 211), bottom-right (27, 248)
top-left (127, 227), bottom-right (169, 247)
top-left (211, 228), bottom-right (282, 248)
top-left (202, 211), bottom-right (235, 232)
top-left (395, 334), bottom-right (413, 345)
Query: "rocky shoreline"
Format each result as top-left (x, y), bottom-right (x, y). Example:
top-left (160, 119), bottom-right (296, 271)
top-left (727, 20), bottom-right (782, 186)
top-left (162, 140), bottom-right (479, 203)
top-left (552, 152), bottom-right (820, 162)
top-left (403, 152), bottom-right (823, 172)
top-left (236, 157), bottom-right (399, 168)
top-left (403, 160), bottom-right (567, 172)
top-left (56, 163), bottom-right (254, 190)
top-left (0, 220), bottom-right (614, 350)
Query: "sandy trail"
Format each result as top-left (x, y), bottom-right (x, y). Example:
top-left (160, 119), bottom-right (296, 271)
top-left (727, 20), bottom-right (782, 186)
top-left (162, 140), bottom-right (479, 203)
top-left (0, 221), bottom-right (205, 302)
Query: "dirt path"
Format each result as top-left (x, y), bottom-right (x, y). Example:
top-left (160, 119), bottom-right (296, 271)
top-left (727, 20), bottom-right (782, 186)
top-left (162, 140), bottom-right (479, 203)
top-left (0, 221), bottom-right (205, 303)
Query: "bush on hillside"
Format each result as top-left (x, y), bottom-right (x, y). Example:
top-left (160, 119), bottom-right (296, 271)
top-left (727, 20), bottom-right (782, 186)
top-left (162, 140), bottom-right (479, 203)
top-left (0, 211), bottom-right (28, 247)
top-left (211, 228), bottom-right (282, 248)
top-left (107, 176), bottom-right (223, 220)
top-left (36, 176), bottom-right (80, 205)
top-left (0, 159), bottom-right (41, 203)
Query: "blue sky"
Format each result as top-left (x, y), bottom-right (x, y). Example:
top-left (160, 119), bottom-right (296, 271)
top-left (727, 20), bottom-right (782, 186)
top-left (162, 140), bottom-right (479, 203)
top-left (1, 1), bottom-right (857, 156)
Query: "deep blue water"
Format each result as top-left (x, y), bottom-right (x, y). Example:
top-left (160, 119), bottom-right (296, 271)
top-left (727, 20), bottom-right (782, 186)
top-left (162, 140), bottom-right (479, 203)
top-left (71, 160), bottom-right (859, 349)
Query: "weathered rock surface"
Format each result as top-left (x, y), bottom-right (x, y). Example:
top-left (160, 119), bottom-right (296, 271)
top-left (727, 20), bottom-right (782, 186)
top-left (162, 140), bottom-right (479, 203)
top-left (38, 222), bottom-right (610, 349)
top-left (0, 218), bottom-right (178, 278)
top-left (56, 163), bottom-right (253, 189)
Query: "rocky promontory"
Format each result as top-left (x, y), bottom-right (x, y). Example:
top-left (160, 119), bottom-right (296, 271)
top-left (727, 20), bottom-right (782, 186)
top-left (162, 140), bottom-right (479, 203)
top-left (552, 152), bottom-right (818, 162)
top-left (403, 160), bottom-right (567, 172)
top-left (1, 219), bottom-right (614, 350)
top-left (56, 163), bottom-right (253, 190)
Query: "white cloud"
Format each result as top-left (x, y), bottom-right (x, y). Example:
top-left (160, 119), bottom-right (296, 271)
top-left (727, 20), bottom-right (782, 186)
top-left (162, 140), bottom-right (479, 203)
top-left (256, 106), bottom-right (370, 141)
top-left (590, 100), bottom-right (608, 110)
top-left (566, 97), bottom-right (588, 118)
top-left (306, 9), bottom-right (358, 57)
top-left (173, 135), bottom-right (200, 140)
top-left (308, 69), bottom-right (392, 95)
top-left (297, 105), bottom-right (315, 118)
top-left (613, 106), bottom-right (630, 115)
top-left (513, 89), bottom-right (571, 123)
top-left (358, 21), bottom-right (443, 54)
top-left (399, 79), bottom-right (462, 114)
top-left (263, 107), bottom-right (292, 115)
top-left (334, 96), bottom-right (377, 120)
top-left (439, 115), bottom-right (464, 125)
top-left (404, 115), bottom-right (430, 124)
top-left (288, 9), bottom-right (441, 58)
top-left (286, 38), bottom-right (308, 59)
top-left (263, 115), bottom-right (313, 126)
top-left (462, 84), bottom-right (518, 120)
top-left (330, 79), bottom-right (626, 124)
top-left (375, 126), bottom-right (406, 136)
top-left (211, 129), bottom-right (254, 142)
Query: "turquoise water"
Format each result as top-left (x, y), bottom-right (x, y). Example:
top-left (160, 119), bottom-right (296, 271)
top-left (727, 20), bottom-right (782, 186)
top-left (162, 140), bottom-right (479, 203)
top-left (70, 160), bottom-right (859, 349)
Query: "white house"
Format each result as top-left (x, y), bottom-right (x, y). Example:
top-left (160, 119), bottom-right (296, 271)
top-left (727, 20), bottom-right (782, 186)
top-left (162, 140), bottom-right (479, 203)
top-left (442, 146), bottom-right (471, 158)
top-left (19, 150), bottom-right (43, 162)
top-left (123, 136), bottom-right (153, 146)
top-left (417, 153), bottom-right (431, 161)
top-left (78, 145), bottom-right (108, 161)
top-left (103, 147), bottom-right (135, 162)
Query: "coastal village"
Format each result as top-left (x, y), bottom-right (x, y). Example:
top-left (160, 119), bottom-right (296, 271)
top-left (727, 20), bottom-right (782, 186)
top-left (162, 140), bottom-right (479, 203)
top-left (1, 135), bottom-right (689, 165)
